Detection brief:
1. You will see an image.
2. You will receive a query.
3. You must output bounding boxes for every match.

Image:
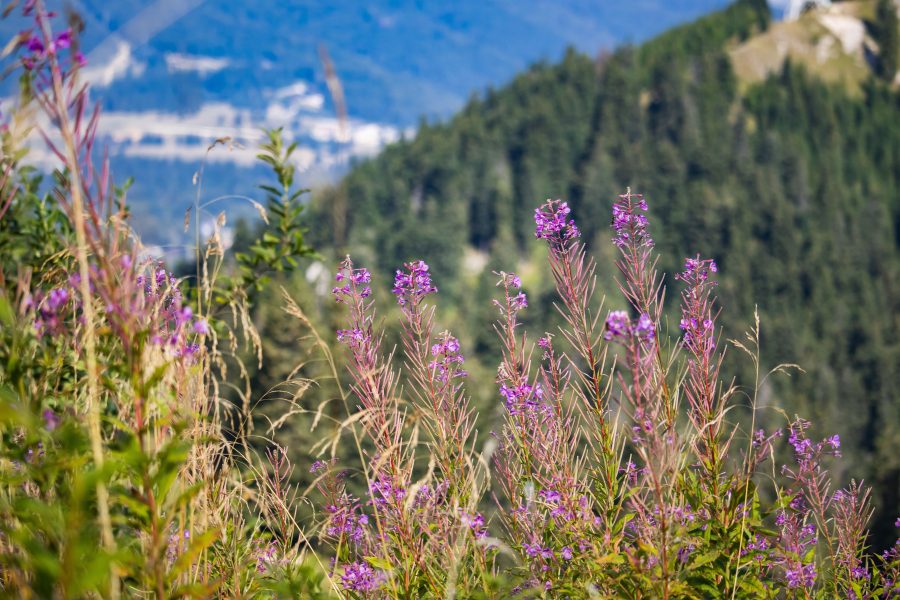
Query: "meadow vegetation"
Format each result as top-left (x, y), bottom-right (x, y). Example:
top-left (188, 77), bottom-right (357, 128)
top-left (0, 1), bottom-right (899, 598)
top-left (306, 0), bottom-right (900, 548)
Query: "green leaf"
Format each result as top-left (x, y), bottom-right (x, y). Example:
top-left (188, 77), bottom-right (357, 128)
top-left (0, 295), bottom-right (14, 327)
top-left (689, 550), bottom-right (720, 569)
top-left (363, 556), bottom-right (394, 571)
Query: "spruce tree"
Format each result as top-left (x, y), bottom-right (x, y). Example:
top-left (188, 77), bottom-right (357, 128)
top-left (875, 0), bottom-right (899, 81)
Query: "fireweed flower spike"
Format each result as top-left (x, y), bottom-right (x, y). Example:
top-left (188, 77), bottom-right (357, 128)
top-left (831, 482), bottom-right (875, 593)
top-left (675, 253), bottom-right (725, 483)
top-left (392, 259), bottom-right (437, 307)
top-left (606, 192), bottom-right (671, 431)
top-left (675, 255), bottom-right (719, 356)
top-left (534, 198), bottom-right (580, 244)
top-left (31, 263), bottom-right (207, 361)
top-left (607, 194), bottom-right (678, 470)
top-left (606, 193), bottom-right (699, 596)
top-left (332, 262), bottom-right (374, 348)
top-left (429, 333), bottom-right (468, 383)
top-left (607, 194), bottom-right (674, 449)
top-left (533, 199), bottom-right (609, 437)
top-left (330, 256), bottom-right (403, 469)
top-left (394, 258), bottom-right (476, 500)
top-left (326, 256), bottom-right (494, 596)
top-left (611, 192), bottom-right (653, 249)
top-left (491, 269), bottom-right (600, 590)
top-left (604, 310), bottom-right (631, 342)
top-left (772, 419), bottom-right (852, 591)
top-left (332, 262), bottom-right (372, 303)
top-left (610, 190), bottom-right (662, 326)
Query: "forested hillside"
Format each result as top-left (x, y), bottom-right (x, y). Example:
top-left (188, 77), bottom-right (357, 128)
top-left (299, 0), bottom-right (900, 542)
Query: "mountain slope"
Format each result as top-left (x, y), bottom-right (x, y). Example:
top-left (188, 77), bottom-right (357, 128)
top-left (58, 0), bottom-right (734, 124)
top-left (305, 0), bottom-right (900, 543)
top-left (730, 0), bottom-right (877, 91)
top-left (2, 0), bottom-right (740, 247)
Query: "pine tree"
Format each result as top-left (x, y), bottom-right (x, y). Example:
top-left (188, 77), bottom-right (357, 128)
top-left (875, 0), bottom-right (899, 81)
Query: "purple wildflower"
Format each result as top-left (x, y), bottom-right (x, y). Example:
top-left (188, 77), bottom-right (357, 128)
top-left (611, 192), bottom-right (653, 249)
top-left (499, 272), bottom-right (522, 289)
top-left (785, 419), bottom-right (842, 468)
top-left (324, 494), bottom-right (368, 544)
top-left (534, 199), bottom-right (580, 243)
top-left (42, 409), bottom-right (60, 431)
top-left (460, 511), bottom-right (488, 538)
top-left (392, 260), bottom-right (437, 306)
top-left (633, 313), bottom-right (655, 343)
top-left (541, 489), bottom-right (562, 504)
top-left (676, 256), bottom-right (718, 283)
top-left (178, 343), bottom-right (200, 357)
top-left (742, 534), bottom-right (771, 562)
top-left (428, 333), bottom-right (468, 383)
top-left (620, 460), bottom-right (641, 485)
top-left (510, 292), bottom-right (528, 311)
top-left (785, 563), bottom-right (816, 589)
top-left (332, 264), bottom-right (372, 302)
top-left (523, 542), bottom-right (542, 558)
top-left (47, 288), bottom-right (68, 310)
top-left (155, 268), bottom-right (170, 288)
top-left (192, 319), bottom-right (209, 335)
top-left (53, 29), bottom-right (71, 50)
top-left (752, 429), bottom-right (766, 447)
top-left (604, 310), bottom-right (630, 341)
top-left (341, 561), bottom-right (381, 592)
top-left (350, 269), bottom-right (371, 285)
top-left (337, 328), bottom-right (366, 345)
top-left (369, 475), bottom-right (407, 508)
top-left (499, 381), bottom-right (544, 414)
top-left (26, 35), bottom-right (43, 54)
top-left (255, 541), bottom-right (279, 573)
top-left (493, 272), bottom-right (529, 317)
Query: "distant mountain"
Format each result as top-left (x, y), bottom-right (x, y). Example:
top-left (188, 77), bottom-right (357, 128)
top-left (2, 0), bottom-right (739, 245)
top-left (65, 0), bottom-right (738, 123)
top-left (730, 0), bottom-right (881, 89)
